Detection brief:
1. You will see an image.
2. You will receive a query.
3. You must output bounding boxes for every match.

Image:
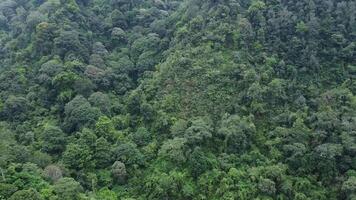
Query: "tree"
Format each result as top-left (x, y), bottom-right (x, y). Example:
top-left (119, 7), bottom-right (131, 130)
top-left (111, 161), bottom-right (127, 184)
top-left (0, 0), bottom-right (355, 199)
top-left (34, 22), bottom-right (55, 56)
top-left (238, 18), bottom-right (253, 49)
top-left (170, 119), bottom-right (188, 137)
top-left (110, 70), bottom-right (133, 95)
top-left (0, 183), bottom-right (17, 199)
top-left (88, 92), bottom-right (111, 115)
top-left (92, 42), bottom-right (108, 57)
top-left (144, 170), bottom-right (194, 199)
top-left (110, 9), bottom-right (127, 28)
top-left (111, 27), bottom-right (126, 45)
top-left (267, 78), bottom-right (286, 105)
top-left (313, 143), bottom-right (343, 183)
top-left (76, 0), bottom-right (91, 6)
top-left (9, 189), bottom-right (43, 200)
top-left (127, 91), bottom-right (142, 115)
top-left (258, 178), bottom-right (276, 196)
top-left (95, 137), bottom-right (113, 168)
top-left (7, 145), bottom-right (31, 163)
top-left (158, 137), bottom-right (187, 164)
top-left (131, 127), bottom-right (151, 147)
top-left (113, 142), bottom-right (144, 166)
top-left (184, 117), bottom-right (213, 146)
top-left (0, 13), bottom-right (7, 28)
top-left (84, 65), bottom-right (108, 88)
top-left (283, 143), bottom-right (307, 172)
top-left (73, 78), bottom-right (95, 97)
top-left (37, 59), bottom-right (63, 85)
top-left (89, 54), bottom-right (106, 68)
top-left (41, 125), bottom-right (66, 154)
top-left (342, 176), bottom-right (356, 200)
top-left (53, 178), bottom-right (83, 200)
top-left (96, 170), bottom-right (113, 188)
top-left (130, 34), bottom-right (161, 63)
top-left (54, 30), bottom-right (89, 61)
top-left (38, 0), bottom-right (61, 14)
top-left (95, 188), bottom-right (118, 200)
top-left (62, 143), bottom-right (93, 170)
top-left (188, 147), bottom-right (214, 178)
top-left (2, 96), bottom-right (30, 121)
top-left (136, 50), bottom-right (158, 72)
top-left (218, 115), bottom-right (256, 154)
top-left (43, 165), bottom-right (63, 183)
top-left (51, 70), bottom-right (79, 93)
top-left (30, 151), bottom-right (52, 168)
top-left (26, 11), bottom-right (47, 30)
top-left (63, 95), bottom-right (100, 132)
top-left (94, 116), bottom-right (116, 140)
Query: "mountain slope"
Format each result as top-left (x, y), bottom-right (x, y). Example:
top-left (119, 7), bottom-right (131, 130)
top-left (0, 0), bottom-right (355, 199)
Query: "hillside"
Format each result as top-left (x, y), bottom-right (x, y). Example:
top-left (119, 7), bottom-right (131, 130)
top-left (0, 0), bottom-right (355, 199)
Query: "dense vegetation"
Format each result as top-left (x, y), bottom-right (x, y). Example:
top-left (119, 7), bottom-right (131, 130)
top-left (0, 0), bottom-right (355, 199)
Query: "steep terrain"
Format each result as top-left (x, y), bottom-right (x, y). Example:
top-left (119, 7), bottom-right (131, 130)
top-left (0, 0), bottom-right (355, 199)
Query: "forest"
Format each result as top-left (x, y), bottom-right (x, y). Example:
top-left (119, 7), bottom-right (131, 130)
top-left (0, 0), bottom-right (355, 199)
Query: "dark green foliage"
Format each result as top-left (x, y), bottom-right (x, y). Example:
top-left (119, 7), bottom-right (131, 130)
top-left (41, 125), bottom-right (66, 154)
top-left (342, 176), bottom-right (356, 200)
top-left (130, 127), bottom-right (151, 146)
top-left (88, 92), bottom-right (111, 115)
top-left (218, 114), bottom-right (255, 154)
top-left (63, 95), bottom-right (100, 132)
top-left (111, 161), bottom-right (127, 184)
top-left (94, 137), bottom-right (112, 168)
top-left (54, 30), bottom-right (89, 61)
top-left (184, 117), bottom-right (213, 146)
top-left (112, 142), bottom-right (144, 166)
top-left (53, 178), bottom-right (83, 200)
top-left (188, 147), bottom-right (215, 178)
top-left (0, 183), bottom-right (17, 199)
top-left (8, 189), bottom-right (42, 200)
top-left (62, 143), bottom-right (93, 170)
top-left (43, 165), bottom-right (63, 183)
top-left (0, 0), bottom-right (354, 199)
top-left (2, 96), bottom-right (30, 121)
top-left (34, 22), bottom-right (56, 57)
top-left (158, 137), bottom-right (187, 164)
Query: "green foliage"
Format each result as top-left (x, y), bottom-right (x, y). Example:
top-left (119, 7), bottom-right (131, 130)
top-left (342, 176), bottom-right (356, 200)
top-left (43, 165), bottom-right (63, 183)
top-left (88, 92), bottom-right (111, 115)
top-left (2, 95), bottom-right (30, 121)
top-left (144, 170), bottom-right (195, 199)
top-left (158, 137), bottom-right (187, 164)
top-left (112, 142), bottom-right (144, 166)
top-left (41, 125), bottom-right (66, 154)
top-left (94, 137), bottom-right (112, 168)
top-left (0, 183), bottom-right (17, 199)
top-left (111, 161), bottom-right (127, 185)
top-left (9, 188), bottom-right (42, 200)
top-left (184, 117), bottom-right (213, 146)
top-left (53, 178), bottom-right (83, 200)
top-left (0, 0), bottom-right (354, 199)
top-left (63, 95), bottom-right (100, 132)
top-left (296, 21), bottom-right (308, 33)
top-left (94, 116), bottom-right (116, 140)
top-left (34, 22), bottom-right (56, 56)
top-left (218, 114), bottom-right (256, 154)
top-left (62, 143), bottom-right (93, 170)
top-left (130, 127), bottom-right (151, 147)
top-left (188, 147), bottom-right (216, 178)
top-left (95, 187), bottom-right (118, 200)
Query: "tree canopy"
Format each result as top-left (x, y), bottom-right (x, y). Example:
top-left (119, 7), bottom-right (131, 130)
top-left (0, 0), bottom-right (354, 199)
